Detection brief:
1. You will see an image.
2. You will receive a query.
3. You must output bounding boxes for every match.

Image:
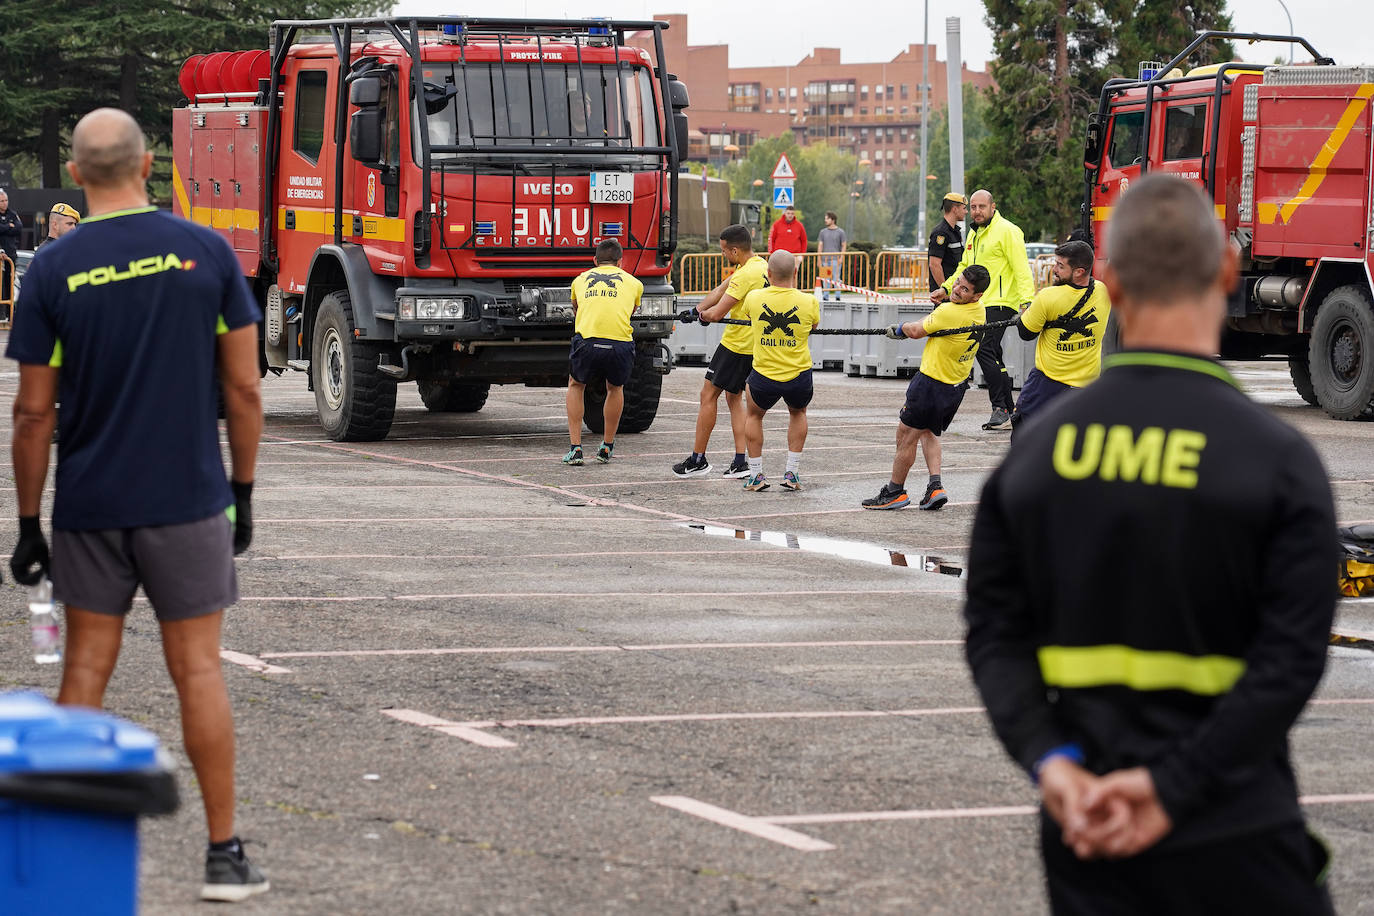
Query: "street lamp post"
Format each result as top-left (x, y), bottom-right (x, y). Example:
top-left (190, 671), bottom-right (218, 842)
top-left (847, 157), bottom-right (872, 238)
top-left (917, 0), bottom-right (930, 243)
top-left (1275, 0), bottom-right (1294, 64)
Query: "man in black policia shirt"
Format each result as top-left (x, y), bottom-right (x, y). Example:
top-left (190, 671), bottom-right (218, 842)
top-left (964, 173), bottom-right (1337, 915)
top-left (926, 191), bottom-right (965, 292)
top-left (7, 109), bottom-right (269, 903)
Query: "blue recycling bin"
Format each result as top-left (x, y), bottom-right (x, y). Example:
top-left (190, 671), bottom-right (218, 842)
top-left (0, 691), bottom-right (178, 915)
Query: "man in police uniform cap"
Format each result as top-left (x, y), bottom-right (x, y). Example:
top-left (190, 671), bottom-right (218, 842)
top-left (964, 173), bottom-right (1336, 914)
top-left (927, 192), bottom-right (966, 292)
top-left (38, 202), bottom-right (81, 248)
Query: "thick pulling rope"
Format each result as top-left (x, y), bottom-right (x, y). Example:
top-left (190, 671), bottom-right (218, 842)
top-left (675, 311), bottom-right (1020, 338)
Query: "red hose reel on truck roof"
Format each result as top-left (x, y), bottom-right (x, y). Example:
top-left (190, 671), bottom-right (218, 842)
top-left (177, 50), bottom-right (270, 101)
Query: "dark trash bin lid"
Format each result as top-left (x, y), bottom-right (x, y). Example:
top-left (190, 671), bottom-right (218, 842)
top-left (0, 691), bottom-right (178, 815)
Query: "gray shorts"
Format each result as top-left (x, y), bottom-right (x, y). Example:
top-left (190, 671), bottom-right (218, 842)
top-left (51, 513), bottom-right (238, 621)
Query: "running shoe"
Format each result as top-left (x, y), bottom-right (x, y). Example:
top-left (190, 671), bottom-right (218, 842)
top-left (672, 454), bottom-right (711, 477)
top-left (743, 472), bottom-right (770, 491)
top-left (562, 446), bottom-right (584, 466)
top-left (201, 845), bottom-right (270, 903)
top-left (982, 408), bottom-right (1012, 431)
top-left (595, 441), bottom-right (614, 464)
top-left (861, 484), bottom-right (910, 510)
top-left (781, 471), bottom-right (802, 491)
top-left (918, 485), bottom-right (949, 511)
top-left (721, 457), bottom-right (751, 478)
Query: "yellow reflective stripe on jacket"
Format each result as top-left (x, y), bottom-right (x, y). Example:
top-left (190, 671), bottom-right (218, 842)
top-left (49, 340), bottom-right (63, 368)
top-left (1038, 645), bottom-right (1246, 696)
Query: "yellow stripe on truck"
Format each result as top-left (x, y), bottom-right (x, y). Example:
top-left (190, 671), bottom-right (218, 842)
top-left (277, 207), bottom-right (407, 243)
top-left (171, 161), bottom-right (192, 219)
top-left (1266, 83), bottom-right (1374, 226)
top-left (1038, 644), bottom-right (1246, 696)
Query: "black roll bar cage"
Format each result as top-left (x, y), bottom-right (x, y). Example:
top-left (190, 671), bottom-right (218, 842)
top-left (260, 16), bottom-right (679, 273)
top-left (1080, 31), bottom-right (1332, 240)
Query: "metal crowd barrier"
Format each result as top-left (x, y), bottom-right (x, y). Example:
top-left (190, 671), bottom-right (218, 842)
top-left (676, 250), bottom-right (870, 296)
top-left (873, 250), bottom-right (931, 294)
top-left (0, 252), bottom-right (14, 328)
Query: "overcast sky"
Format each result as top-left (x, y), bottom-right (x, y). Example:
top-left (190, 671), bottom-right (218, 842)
top-left (391, 0), bottom-right (1370, 74)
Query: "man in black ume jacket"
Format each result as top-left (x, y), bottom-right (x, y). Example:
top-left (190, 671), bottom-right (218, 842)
top-left (965, 173), bottom-right (1337, 915)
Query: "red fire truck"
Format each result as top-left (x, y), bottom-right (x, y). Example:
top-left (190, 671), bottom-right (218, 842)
top-left (1082, 31), bottom-right (1374, 418)
top-left (173, 16), bottom-right (689, 440)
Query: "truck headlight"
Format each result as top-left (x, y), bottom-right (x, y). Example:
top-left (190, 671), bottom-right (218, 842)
top-left (398, 296), bottom-right (469, 320)
top-left (639, 295), bottom-right (676, 317)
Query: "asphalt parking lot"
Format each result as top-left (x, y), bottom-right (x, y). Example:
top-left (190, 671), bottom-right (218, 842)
top-left (3, 354), bottom-right (1374, 914)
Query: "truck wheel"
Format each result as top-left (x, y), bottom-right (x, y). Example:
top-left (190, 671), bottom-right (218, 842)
top-left (1287, 353), bottom-right (1318, 406)
top-left (417, 380), bottom-right (490, 413)
top-left (312, 291), bottom-right (396, 441)
top-left (583, 343), bottom-right (663, 435)
top-left (1309, 285), bottom-right (1374, 420)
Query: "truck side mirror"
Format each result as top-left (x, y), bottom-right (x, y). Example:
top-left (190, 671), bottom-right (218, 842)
top-left (350, 109), bottom-right (383, 165)
top-left (668, 79), bottom-right (690, 111)
top-left (1083, 114), bottom-right (1102, 170)
top-left (674, 112), bottom-right (690, 162)
top-left (350, 76), bottom-right (382, 108)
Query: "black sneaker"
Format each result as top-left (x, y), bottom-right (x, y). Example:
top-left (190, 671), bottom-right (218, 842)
top-left (982, 408), bottom-right (1012, 431)
top-left (672, 454), bottom-right (712, 478)
top-left (721, 457), bottom-right (751, 478)
top-left (918, 484), bottom-right (949, 511)
top-left (201, 846), bottom-right (270, 902)
top-left (861, 484), bottom-right (910, 510)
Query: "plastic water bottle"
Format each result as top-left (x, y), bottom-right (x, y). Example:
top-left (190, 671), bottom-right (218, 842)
top-left (29, 579), bottom-right (61, 665)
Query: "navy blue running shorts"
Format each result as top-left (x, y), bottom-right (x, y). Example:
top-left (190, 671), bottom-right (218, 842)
top-left (899, 371), bottom-right (968, 434)
top-left (1012, 368), bottom-right (1075, 425)
top-left (703, 345), bottom-right (753, 394)
top-left (569, 334), bottom-right (635, 387)
top-left (747, 369), bottom-right (814, 411)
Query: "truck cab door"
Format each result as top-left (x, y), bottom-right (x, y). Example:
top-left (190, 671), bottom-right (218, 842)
top-left (1091, 106), bottom-right (1145, 260)
top-left (352, 71), bottom-right (409, 268)
top-left (275, 64), bottom-right (335, 296)
top-left (1157, 100), bottom-right (1215, 210)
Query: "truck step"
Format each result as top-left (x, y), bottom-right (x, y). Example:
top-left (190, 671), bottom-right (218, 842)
top-left (286, 359), bottom-right (310, 372)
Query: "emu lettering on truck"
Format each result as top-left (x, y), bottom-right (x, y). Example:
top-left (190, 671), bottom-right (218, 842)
top-left (1082, 31), bottom-right (1374, 420)
top-left (172, 17), bottom-right (691, 441)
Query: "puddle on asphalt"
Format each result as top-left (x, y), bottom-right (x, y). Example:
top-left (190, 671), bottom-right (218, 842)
top-left (685, 524), bottom-right (966, 577)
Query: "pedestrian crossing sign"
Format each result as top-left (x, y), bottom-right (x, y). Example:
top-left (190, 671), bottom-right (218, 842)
top-left (772, 185), bottom-right (794, 208)
top-left (771, 154), bottom-right (797, 180)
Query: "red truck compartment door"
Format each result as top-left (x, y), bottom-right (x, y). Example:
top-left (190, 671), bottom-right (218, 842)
top-left (1253, 86), bottom-right (1372, 258)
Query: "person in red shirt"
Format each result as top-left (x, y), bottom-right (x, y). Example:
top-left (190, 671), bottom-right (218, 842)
top-left (767, 206), bottom-right (808, 254)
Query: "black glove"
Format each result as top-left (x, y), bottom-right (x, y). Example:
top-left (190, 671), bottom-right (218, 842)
top-left (676, 308), bottom-right (698, 324)
top-left (885, 324), bottom-right (905, 340)
top-left (231, 481), bottom-right (253, 555)
top-left (11, 516), bottom-right (47, 586)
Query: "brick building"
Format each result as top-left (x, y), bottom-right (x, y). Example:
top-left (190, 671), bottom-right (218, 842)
top-left (630, 13), bottom-right (994, 187)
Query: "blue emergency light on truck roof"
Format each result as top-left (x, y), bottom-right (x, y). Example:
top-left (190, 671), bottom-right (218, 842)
top-left (588, 18), bottom-right (611, 36)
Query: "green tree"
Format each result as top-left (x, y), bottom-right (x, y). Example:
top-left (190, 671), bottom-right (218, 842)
top-left (0, 0), bottom-right (384, 191)
top-left (973, 0), bottom-right (1232, 242)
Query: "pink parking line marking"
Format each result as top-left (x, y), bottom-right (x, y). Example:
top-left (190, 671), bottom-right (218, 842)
top-left (251, 515), bottom-right (661, 524)
top-left (261, 639), bottom-right (962, 659)
top-left (382, 708), bottom-right (517, 749)
top-left (651, 796), bottom-right (836, 852)
top-left (391, 589), bottom-right (941, 600)
top-left (249, 549), bottom-right (787, 562)
top-left (456, 706), bottom-right (985, 731)
top-left (764, 806), bottom-right (1039, 826)
top-left (219, 649), bottom-right (291, 674)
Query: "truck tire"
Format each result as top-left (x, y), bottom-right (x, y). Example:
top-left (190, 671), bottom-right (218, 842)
top-left (582, 343), bottom-right (663, 435)
top-left (417, 380), bottom-right (490, 413)
top-left (1287, 352), bottom-right (1318, 406)
top-left (1308, 285), bottom-right (1374, 420)
top-left (311, 291), bottom-right (396, 441)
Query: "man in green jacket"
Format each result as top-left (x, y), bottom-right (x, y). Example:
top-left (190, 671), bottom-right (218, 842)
top-left (931, 189), bottom-right (1034, 430)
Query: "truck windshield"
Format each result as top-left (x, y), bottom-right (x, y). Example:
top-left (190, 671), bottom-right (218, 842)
top-left (420, 62), bottom-right (661, 159)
